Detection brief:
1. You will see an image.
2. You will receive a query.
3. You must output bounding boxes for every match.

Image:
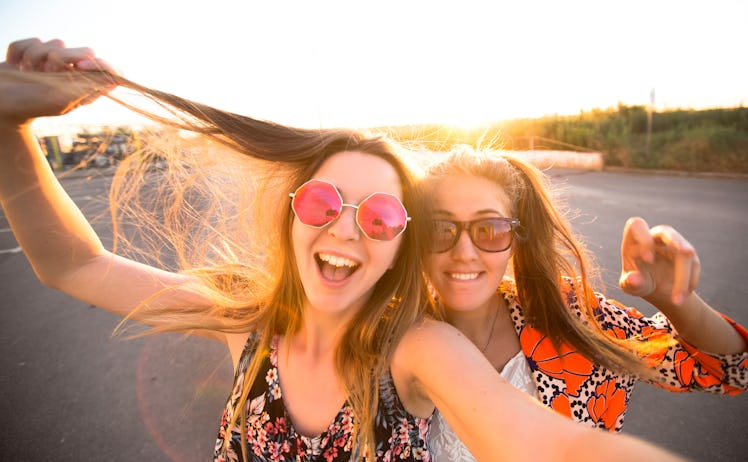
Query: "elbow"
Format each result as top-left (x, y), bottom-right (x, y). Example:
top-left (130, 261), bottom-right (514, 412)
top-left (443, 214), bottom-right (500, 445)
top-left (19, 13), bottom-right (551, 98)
top-left (32, 248), bottom-right (108, 291)
top-left (34, 265), bottom-right (67, 290)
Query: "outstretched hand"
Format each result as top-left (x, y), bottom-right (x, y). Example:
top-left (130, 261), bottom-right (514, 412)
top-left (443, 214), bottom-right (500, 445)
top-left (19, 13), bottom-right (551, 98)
top-left (619, 217), bottom-right (700, 308)
top-left (0, 38), bottom-right (117, 125)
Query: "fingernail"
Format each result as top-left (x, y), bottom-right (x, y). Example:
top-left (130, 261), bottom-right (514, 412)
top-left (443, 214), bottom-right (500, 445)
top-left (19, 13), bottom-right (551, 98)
top-left (672, 293), bottom-right (683, 305)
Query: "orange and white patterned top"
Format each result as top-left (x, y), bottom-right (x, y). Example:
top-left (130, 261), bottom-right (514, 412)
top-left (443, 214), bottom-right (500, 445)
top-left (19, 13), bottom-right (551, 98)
top-left (504, 277), bottom-right (748, 431)
top-left (429, 278), bottom-right (748, 462)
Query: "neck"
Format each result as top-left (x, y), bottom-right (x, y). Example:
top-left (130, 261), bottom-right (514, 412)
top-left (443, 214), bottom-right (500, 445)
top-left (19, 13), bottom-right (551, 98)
top-left (445, 292), bottom-right (504, 349)
top-left (289, 300), bottom-right (353, 359)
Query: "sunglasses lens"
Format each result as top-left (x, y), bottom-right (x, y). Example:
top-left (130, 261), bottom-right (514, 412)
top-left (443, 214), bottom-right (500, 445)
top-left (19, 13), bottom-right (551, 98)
top-left (431, 220), bottom-right (459, 253)
top-left (291, 181), bottom-right (342, 227)
top-left (430, 218), bottom-right (516, 253)
top-left (471, 218), bottom-right (513, 252)
top-left (357, 193), bottom-right (409, 241)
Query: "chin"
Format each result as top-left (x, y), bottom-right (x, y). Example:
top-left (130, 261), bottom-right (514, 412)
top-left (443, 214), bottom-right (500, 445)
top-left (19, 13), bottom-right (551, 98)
top-left (443, 298), bottom-right (481, 313)
top-left (308, 292), bottom-right (365, 315)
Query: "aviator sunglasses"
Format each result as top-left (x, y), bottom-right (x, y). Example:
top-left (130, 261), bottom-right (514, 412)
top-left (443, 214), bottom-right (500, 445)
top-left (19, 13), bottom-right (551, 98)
top-left (431, 217), bottom-right (520, 253)
top-left (290, 179), bottom-right (411, 241)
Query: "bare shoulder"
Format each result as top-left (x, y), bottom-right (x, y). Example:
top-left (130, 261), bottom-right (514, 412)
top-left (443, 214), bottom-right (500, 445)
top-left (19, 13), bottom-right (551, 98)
top-left (391, 318), bottom-right (478, 390)
top-left (390, 316), bottom-right (506, 418)
top-left (225, 332), bottom-right (253, 370)
top-left (393, 316), bottom-right (471, 363)
top-left (389, 317), bottom-right (458, 417)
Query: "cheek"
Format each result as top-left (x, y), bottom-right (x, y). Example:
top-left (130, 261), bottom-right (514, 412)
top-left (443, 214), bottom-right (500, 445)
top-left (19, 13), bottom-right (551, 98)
top-left (485, 253), bottom-right (512, 275)
top-left (291, 220), bottom-right (309, 262)
top-left (375, 238), bottom-right (403, 271)
top-left (425, 256), bottom-right (454, 292)
top-left (425, 255), bottom-right (442, 278)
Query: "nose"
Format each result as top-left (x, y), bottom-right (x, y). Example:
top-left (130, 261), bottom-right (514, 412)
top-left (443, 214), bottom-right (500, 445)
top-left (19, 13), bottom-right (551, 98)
top-left (327, 205), bottom-right (360, 241)
top-left (449, 228), bottom-right (478, 261)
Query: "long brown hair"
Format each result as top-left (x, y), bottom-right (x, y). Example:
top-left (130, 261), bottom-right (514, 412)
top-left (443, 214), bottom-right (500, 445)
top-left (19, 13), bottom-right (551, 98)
top-left (33, 70), bottom-right (431, 459)
top-left (423, 147), bottom-right (665, 376)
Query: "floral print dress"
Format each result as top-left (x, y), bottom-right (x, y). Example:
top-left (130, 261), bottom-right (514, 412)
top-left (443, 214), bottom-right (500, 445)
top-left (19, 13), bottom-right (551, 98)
top-left (214, 336), bottom-right (431, 462)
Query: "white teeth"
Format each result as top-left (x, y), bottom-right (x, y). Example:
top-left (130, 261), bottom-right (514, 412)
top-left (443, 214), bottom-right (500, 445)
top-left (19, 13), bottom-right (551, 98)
top-left (449, 272), bottom-right (479, 281)
top-left (318, 253), bottom-right (358, 268)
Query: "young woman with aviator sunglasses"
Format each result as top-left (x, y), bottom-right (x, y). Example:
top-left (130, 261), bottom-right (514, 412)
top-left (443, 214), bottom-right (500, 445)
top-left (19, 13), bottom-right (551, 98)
top-left (0, 38), bottom-right (690, 462)
top-left (422, 148), bottom-right (748, 462)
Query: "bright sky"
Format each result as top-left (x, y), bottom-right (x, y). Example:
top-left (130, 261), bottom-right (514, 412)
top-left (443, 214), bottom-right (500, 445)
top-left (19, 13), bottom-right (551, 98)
top-left (1, 0), bottom-right (746, 131)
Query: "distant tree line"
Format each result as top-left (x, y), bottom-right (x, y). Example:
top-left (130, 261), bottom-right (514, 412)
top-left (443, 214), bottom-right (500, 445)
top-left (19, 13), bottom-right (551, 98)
top-left (382, 105), bottom-right (748, 173)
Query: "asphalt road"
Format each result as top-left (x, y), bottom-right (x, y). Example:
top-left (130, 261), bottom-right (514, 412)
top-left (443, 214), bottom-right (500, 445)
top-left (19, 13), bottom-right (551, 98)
top-left (1, 168), bottom-right (746, 461)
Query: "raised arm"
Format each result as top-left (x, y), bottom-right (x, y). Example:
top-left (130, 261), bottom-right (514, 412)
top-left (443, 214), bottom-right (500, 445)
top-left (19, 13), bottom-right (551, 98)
top-left (0, 39), bottom-right (220, 340)
top-left (394, 319), bottom-right (686, 462)
top-left (619, 216), bottom-right (747, 354)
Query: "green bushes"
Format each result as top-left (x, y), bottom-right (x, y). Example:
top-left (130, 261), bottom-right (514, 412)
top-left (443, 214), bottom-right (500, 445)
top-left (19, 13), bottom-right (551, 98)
top-left (384, 105), bottom-right (748, 174)
top-left (647, 124), bottom-right (748, 172)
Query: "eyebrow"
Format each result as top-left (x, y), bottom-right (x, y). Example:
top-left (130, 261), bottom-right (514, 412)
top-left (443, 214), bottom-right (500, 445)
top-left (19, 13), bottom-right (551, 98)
top-left (432, 208), bottom-right (506, 217)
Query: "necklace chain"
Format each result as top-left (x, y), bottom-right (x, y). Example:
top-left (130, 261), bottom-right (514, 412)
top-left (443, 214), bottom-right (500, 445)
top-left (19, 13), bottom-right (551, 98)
top-left (481, 305), bottom-right (501, 352)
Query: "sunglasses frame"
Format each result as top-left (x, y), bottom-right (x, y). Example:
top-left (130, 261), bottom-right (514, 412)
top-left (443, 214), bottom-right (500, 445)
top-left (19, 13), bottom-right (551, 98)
top-left (431, 217), bottom-right (520, 253)
top-left (289, 179), bottom-right (411, 241)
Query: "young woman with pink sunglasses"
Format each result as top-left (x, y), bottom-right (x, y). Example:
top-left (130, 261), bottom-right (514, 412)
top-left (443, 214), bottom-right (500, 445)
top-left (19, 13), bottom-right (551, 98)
top-left (422, 148), bottom-right (748, 462)
top-left (0, 38), bottom-right (688, 461)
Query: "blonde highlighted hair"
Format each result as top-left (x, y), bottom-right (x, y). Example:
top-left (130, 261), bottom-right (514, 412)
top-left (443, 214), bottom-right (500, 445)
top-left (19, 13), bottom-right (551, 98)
top-left (25, 69), bottom-right (431, 460)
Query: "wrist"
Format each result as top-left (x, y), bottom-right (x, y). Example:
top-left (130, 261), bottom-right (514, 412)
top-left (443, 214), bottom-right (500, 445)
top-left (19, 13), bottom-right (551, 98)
top-left (0, 119), bottom-right (33, 135)
top-left (650, 292), bottom-right (704, 330)
top-left (642, 292), bottom-right (675, 311)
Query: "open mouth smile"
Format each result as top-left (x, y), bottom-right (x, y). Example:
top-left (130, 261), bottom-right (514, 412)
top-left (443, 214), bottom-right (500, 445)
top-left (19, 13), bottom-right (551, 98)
top-left (316, 252), bottom-right (360, 282)
top-left (447, 272), bottom-right (481, 281)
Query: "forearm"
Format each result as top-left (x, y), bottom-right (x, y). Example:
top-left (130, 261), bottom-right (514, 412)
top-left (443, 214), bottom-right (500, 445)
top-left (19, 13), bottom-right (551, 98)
top-left (562, 428), bottom-right (686, 462)
top-left (403, 320), bottom-right (686, 462)
top-left (0, 122), bottom-right (105, 286)
top-left (650, 292), bottom-right (747, 354)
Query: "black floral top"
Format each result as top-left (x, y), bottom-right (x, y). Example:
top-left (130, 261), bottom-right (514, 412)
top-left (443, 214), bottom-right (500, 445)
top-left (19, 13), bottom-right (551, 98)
top-left (214, 336), bottom-right (431, 461)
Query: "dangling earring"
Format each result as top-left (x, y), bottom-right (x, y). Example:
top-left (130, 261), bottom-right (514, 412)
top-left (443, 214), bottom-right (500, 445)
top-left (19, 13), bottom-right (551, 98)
top-left (387, 296), bottom-right (402, 311)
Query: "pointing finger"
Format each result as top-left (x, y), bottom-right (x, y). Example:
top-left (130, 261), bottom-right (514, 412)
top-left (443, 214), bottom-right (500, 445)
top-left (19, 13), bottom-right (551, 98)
top-left (651, 225), bottom-right (697, 304)
top-left (622, 217), bottom-right (654, 264)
